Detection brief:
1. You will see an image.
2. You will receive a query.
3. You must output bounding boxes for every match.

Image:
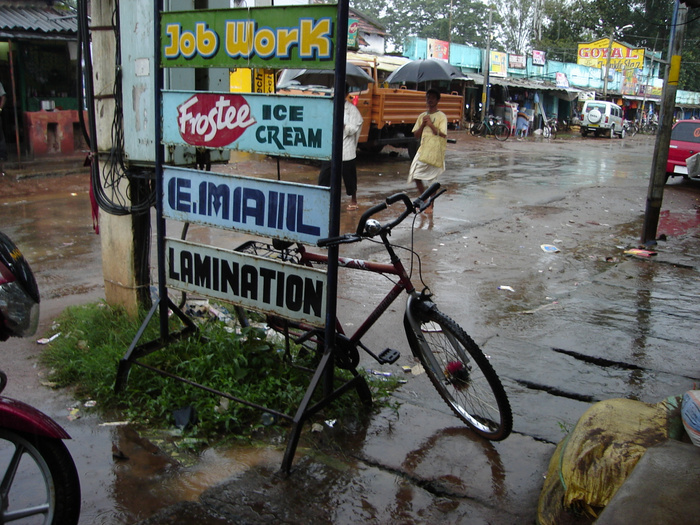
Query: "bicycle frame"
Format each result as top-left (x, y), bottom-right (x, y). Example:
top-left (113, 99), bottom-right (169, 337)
top-left (289, 236), bottom-right (419, 350)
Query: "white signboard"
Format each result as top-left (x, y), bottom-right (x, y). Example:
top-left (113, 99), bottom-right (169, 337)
top-left (162, 91), bottom-right (333, 160)
top-left (166, 238), bottom-right (327, 326)
top-left (163, 166), bottom-right (329, 244)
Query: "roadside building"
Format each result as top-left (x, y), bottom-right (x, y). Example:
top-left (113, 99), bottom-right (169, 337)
top-left (0, 0), bottom-right (83, 162)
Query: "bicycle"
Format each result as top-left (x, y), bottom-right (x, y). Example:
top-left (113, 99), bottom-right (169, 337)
top-left (542, 117), bottom-right (557, 139)
top-left (470, 116), bottom-right (510, 142)
top-left (623, 119), bottom-right (638, 137)
top-left (234, 184), bottom-right (513, 441)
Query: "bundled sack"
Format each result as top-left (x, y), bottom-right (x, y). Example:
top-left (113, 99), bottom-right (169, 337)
top-left (537, 397), bottom-right (679, 525)
top-left (682, 390), bottom-right (700, 447)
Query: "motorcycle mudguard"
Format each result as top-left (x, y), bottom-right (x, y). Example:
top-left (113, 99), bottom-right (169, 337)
top-left (0, 397), bottom-right (71, 440)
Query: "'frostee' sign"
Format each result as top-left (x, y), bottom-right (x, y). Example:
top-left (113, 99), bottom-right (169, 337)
top-left (162, 91), bottom-right (333, 160)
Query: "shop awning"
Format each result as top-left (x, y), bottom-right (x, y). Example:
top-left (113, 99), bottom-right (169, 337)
top-left (464, 73), bottom-right (581, 100)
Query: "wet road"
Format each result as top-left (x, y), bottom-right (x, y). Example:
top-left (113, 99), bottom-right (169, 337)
top-left (1, 132), bottom-right (699, 523)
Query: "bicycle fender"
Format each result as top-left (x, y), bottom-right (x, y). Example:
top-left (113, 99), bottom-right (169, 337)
top-left (0, 397), bottom-right (71, 440)
top-left (403, 294), bottom-right (437, 358)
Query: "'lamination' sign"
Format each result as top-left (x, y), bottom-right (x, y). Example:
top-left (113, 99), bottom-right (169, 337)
top-left (166, 238), bottom-right (327, 326)
top-left (163, 166), bottom-right (329, 244)
top-left (162, 91), bottom-right (333, 159)
top-left (161, 5), bottom-right (336, 69)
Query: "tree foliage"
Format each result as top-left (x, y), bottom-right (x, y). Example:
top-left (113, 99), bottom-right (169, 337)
top-left (351, 0), bottom-right (494, 51)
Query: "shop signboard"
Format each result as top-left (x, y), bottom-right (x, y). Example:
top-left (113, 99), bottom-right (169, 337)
top-left (577, 39), bottom-right (645, 71)
top-left (161, 5), bottom-right (336, 69)
top-left (532, 50), bottom-right (546, 66)
top-left (489, 51), bottom-right (507, 77)
top-left (165, 238), bottom-right (327, 326)
top-left (509, 54), bottom-right (526, 69)
top-left (162, 91), bottom-right (333, 160)
top-left (427, 38), bottom-right (450, 61)
top-left (163, 166), bottom-right (329, 244)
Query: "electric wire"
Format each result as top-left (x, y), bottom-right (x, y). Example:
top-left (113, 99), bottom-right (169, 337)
top-left (77, 0), bottom-right (156, 216)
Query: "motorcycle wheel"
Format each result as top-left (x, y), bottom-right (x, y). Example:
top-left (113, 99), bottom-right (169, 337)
top-left (543, 126), bottom-right (551, 139)
top-left (0, 429), bottom-right (81, 525)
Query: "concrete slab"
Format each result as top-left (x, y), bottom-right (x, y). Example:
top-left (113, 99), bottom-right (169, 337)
top-left (596, 440), bottom-right (700, 524)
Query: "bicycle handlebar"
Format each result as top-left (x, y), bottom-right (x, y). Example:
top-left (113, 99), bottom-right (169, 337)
top-left (317, 183), bottom-right (444, 248)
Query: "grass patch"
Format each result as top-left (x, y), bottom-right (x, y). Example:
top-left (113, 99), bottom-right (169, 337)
top-left (41, 302), bottom-right (400, 441)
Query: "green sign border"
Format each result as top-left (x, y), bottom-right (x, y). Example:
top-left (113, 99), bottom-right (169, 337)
top-left (161, 5), bottom-right (337, 69)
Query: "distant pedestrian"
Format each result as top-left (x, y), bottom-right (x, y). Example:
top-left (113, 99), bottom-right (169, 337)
top-left (318, 90), bottom-right (364, 210)
top-left (0, 82), bottom-right (7, 176)
top-left (407, 89), bottom-right (447, 213)
top-left (516, 106), bottom-right (529, 139)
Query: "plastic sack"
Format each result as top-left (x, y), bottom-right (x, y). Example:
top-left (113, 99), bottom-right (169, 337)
top-left (681, 390), bottom-right (700, 447)
top-left (537, 398), bottom-right (673, 525)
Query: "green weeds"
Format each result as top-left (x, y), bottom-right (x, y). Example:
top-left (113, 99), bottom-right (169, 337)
top-left (40, 302), bottom-right (400, 441)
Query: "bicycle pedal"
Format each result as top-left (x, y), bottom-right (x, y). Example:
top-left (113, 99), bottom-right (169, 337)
top-left (378, 348), bottom-right (400, 364)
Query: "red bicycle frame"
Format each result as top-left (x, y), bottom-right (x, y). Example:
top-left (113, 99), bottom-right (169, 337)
top-left (295, 240), bottom-right (418, 346)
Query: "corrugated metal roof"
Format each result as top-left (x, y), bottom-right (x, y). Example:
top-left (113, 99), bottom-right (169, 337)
top-left (0, 5), bottom-right (77, 34)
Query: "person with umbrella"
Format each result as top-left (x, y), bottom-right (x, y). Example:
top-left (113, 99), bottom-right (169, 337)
top-left (407, 89), bottom-right (447, 212)
top-left (318, 87), bottom-right (364, 210)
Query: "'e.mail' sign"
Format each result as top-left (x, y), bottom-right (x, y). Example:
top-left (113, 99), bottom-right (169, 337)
top-left (166, 238), bottom-right (326, 326)
top-left (163, 166), bottom-right (329, 244)
top-left (162, 91), bottom-right (332, 160)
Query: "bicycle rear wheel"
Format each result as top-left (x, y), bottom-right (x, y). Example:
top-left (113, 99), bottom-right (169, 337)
top-left (470, 122), bottom-right (484, 136)
top-left (404, 304), bottom-right (512, 440)
top-left (493, 124), bottom-right (510, 141)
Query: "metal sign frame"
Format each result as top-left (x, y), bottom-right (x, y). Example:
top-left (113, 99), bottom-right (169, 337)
top-left (116, 1), bottom-right (363, 474)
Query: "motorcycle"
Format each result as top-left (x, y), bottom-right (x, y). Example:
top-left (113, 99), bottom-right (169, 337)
top-left (0, 231), bottom-right (81, 525)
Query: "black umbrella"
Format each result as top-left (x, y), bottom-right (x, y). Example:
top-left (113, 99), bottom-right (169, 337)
top-left (278, 64), bottom-right (374, 89)
top-left (385, 59), bottom-right (471, 84)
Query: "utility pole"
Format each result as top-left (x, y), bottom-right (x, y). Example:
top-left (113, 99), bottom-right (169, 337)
top-left (602, 24), bottom-right (632, 100)
top-left (602, 28), bottom-right (615, 100)
top-left (641, 1), bottom-right (687, 244)
top-left (639, 35), bottom-right (659, 124)
top-left (481, 4), bottom-right (492, 120)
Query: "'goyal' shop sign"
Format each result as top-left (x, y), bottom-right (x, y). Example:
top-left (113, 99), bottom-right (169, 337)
top-left (162, 91), bottom-right (333, 159)
top-left (161, 5), bottom-right (336, 69)
top-left (163, 166), bottom-right (329, 244)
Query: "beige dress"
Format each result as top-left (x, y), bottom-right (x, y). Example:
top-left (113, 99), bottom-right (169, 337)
top-left (407, 110), bottom-right (447, 183)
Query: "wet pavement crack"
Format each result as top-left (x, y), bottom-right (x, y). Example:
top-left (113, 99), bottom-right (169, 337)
top-left (512, 378), bottom-right (597, 402)
top-left (350, 452), bottom-right (499, 506)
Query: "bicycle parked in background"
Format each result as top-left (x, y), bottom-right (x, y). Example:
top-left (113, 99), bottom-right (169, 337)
top-left (235, 184), bottom-right (513, 441)
top-left (470, 116), bottom-right (510, 141)
top-left (623, 120), bottom-right (638, 137)
top-left (542, 117), bottom-right (558, 139)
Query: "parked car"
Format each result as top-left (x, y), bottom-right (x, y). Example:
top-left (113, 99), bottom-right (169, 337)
top-left (666, 119), bottom-right (700, 180)
top-left (580, 101), bottom-right (625, 138)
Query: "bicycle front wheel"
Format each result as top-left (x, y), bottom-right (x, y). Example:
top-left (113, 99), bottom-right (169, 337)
top-left (493, 124), bottom-right (510, 141)
top-left (404, 305), bottom-right (512, 440)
